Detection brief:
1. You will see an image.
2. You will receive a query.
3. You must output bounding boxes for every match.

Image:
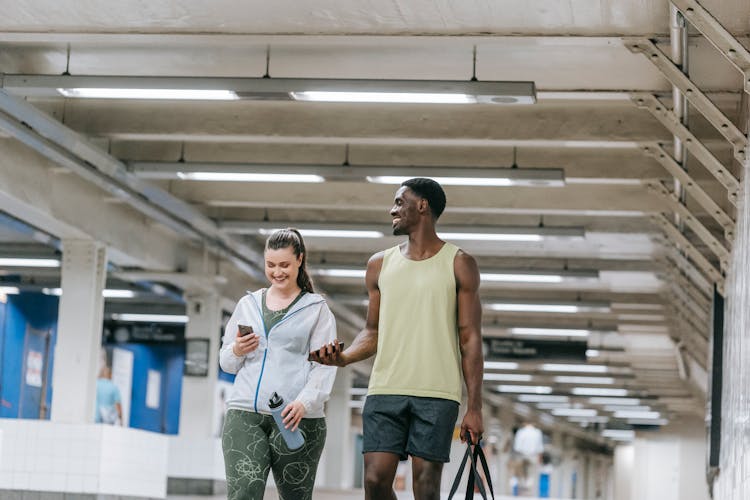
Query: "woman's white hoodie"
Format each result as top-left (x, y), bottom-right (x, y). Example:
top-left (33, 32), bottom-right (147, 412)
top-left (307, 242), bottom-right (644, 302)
top-left (219, 290), bottom-right (337, 418)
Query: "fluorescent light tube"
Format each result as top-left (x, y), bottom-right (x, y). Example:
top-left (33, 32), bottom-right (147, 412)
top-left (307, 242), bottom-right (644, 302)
top-left (511, 327), bottom-right (591, 337)
top-left (484, 361), bottom-right (520, 370)
top-left (177, 172), bottom-right (324, 183)
top-left (572, 387), bottom-right (628, 397)
top-left (542, 364), bottom-right (609, 373)
top-left (315, 269), bottom-right (366, 278)
top-left (291, 91), bottom-right (476, 104)
top-left (589, 397), bottom-right (641, 406)
top-left (569, 416), bottom-right (610, 423)
top-left (265, 229), bottom-right (384, 238)
top-left (483, 373), bottom-right (533, 382)
top-left (482, 273), bottom-right (563, 283)
top-left (518, 394), bottom-right (568, 403)
top-left (57, 88), bottom-right (239, 100)
top-left (551, 408), bottom-right (598, 417)
top-left (489, 303), bottom-right (580, 313)
top-left (554, 376), bottom-right (615, 385)
top-left (497, 385), bottom-right (552, 394)
top-left (604, 405), bottom-right (653, 412)
top-left (627, 418), bottom-right (668, 426)
top-left (0, 286), bottom-right (20, 295)
top-left (0, 258), bottom-right (60, 267)
top-left (586, 349), bottom-right (601, 357)
top-left (614, 411), bottom-right (661, 419)
top-left (602, 429), bottom-right (635, 440)
top-left (440, 232), bottom-right (543, 242)
top-left (543, 365), bottom-right (593, 374)
top-left (43, 288), bottom-right (137, 298)
top-left (537, 402), bottom-right (572, 409)
top-left (111, 313), bottom-right (188, 323)
top-left (368, 175), bottom-right (513, 186)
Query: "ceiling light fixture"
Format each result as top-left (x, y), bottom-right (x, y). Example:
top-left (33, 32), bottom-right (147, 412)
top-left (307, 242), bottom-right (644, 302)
top-left (57, 88), bottom-right (240, 100)
top-left (133, 163), bottom-right (563, 187)
top-left (483, 373), bottom-right (533, 382)
top-left (176, 172), bottom-right (325, 183)
top-left (43, 288), bottom-right (137, 298)
top-left (0, 286), bottom-right (20, 295)
top-left (589, 397), bottom-right (641, 406)
top-left (510, 327), bottom-right (592, 338)
top-left (602, 429), bottom-right (635, 440)
top-left (217, 221), bottom-right (584, 241)
top-left (613, 410), bottom-right (661, 419)
top-left (497, 385), bottom-right (553, 394)
top-left (572, 387), bottom-right (628, 397)
top-left (6, 76), bottom-right (534, 105)
top-left (554, 376), bottom-right (615, 385)
top-left (488, 302), bottom-right (610, 314)
top-left (484, 361), bottom-right (520, 370)
top-left (518, 394), bottom-right (569, 403)
top-left (542, 364), bottom-right (609, 373)
top-left (551, 408), bottom-right (598, 417)
top-left (110, 313), bottom-right (189, 324)
top-left (0, 258), bottom-right (60, 267)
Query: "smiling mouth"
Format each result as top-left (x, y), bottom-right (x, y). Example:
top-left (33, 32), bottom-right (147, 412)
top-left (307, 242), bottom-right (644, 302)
top-left (392, 218), bottom-right (401, 225)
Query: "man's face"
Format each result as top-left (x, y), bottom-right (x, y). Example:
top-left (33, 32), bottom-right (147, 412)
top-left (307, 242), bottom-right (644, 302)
top-left (390, 186), bottom-right (422, 236)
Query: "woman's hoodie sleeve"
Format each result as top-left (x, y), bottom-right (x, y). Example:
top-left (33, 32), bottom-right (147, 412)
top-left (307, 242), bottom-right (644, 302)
top-left (219, 297), bottom-right (257, 374)
top-left (295, 302), bottom-right (338, 413)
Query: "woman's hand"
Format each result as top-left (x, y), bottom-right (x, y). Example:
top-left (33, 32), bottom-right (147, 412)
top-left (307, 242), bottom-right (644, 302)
top-left (281, 400), bottom-right (306, 432)
top-left (232, 329), bottom-right (260, 356)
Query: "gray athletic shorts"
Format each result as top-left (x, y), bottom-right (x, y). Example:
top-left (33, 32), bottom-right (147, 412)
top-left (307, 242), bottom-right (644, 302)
top-left (362, 395), bottom-right (460, 463)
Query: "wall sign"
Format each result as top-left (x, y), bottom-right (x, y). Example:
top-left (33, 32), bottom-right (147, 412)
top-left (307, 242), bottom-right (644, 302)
top-left (483, 338), bottom-right (587, 362)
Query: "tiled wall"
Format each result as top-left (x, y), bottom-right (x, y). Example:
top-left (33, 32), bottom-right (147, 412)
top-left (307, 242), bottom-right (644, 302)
top-left (167, 436), bottom-right (225, 480)
top-left (0, 419), bottom-right (167, 498)
top-left (713, 166), bottom-right (750, 500)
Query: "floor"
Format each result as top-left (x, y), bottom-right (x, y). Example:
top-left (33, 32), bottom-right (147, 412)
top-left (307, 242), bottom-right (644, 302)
top-left (168, 490), bottom-right (558, 500)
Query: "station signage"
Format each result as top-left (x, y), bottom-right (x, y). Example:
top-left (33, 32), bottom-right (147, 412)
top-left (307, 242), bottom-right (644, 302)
top-left (483, 337), bottom-right (587, 362)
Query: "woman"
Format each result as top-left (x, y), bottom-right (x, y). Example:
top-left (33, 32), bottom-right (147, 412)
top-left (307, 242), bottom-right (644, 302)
top-left (220, 228), bottom-right (339, 499)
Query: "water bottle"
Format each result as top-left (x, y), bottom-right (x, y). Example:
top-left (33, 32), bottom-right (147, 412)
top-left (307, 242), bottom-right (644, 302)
top-left (268, 392), bottom-right (305, 450)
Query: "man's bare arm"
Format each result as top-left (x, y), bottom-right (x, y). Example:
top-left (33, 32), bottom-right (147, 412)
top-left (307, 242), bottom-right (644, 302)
top-left (455, 250), bottom-right (484, 443)
top-left (309, 252), bottom-right (383, 366)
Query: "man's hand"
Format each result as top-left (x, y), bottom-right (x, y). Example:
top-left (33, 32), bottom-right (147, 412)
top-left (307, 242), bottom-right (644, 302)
top-left (460, 409), bottom-right (484, 445)
top-left (282, 401), bottom-right (307, 432)
top-left (308, 340), bottom-right (347, 367)
top-left (232, 329), bottom-right (260, 356)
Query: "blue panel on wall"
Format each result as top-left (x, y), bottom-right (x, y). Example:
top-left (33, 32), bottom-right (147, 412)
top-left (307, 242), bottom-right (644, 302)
top-left (0, 293), bottom-right (58, 419)
top-left (110, 343), bottom-right (184, 434)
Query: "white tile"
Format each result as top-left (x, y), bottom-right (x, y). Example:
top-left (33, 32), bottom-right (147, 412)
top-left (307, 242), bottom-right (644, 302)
top-left (82, 473), bottom-right (99, 493)
top-left (66, 473), bottom-right (85, 492)
top-left (49, 472), bottom-right (67, 491)
top-left (0, 470), bottom-right (12, 488)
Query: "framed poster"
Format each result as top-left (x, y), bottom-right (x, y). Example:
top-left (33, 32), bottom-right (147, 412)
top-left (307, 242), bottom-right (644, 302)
top-left (184, 338), bottom-right (210, 377)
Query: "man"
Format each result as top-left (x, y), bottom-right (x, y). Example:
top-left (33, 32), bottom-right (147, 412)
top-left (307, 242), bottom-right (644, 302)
top-left (95, 365), bottom-right (123, 425)
top-left (512, 421), bottom-right (544, 496)
top-left (311, 178), bottom-right (484, 500)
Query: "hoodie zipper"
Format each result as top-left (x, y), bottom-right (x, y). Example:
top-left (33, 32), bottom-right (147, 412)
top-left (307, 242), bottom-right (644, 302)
top-left (251, 295), bottom-right (324, 412)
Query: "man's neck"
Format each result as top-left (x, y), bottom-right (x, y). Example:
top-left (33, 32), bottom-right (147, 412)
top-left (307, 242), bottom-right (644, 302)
top-left (403, 225), bottom-right (443, 260)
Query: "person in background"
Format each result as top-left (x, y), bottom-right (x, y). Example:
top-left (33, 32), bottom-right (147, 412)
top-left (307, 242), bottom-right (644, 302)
top-left (311, 178), bottom-right (484, 500)
top-left (512, 421), bottom-right (545, 496)
top-left (95, 365), bottom-right (122, 425)
top-left (219, 228), bottom-right (339, 500)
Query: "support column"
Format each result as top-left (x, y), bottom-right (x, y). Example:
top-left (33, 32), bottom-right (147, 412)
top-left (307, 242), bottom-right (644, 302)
top-left (178, 290), bottom-right (222, 437)
top-left (321, 367), bottom-right (353, 488)
top-left (168, 289), bottom-right (225, 495)
top-left (50, 239), bottom-right (107, 423)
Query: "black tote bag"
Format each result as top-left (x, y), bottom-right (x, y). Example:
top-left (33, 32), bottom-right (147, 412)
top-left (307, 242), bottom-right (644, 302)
top-left (447, 437), bottom-right (495, 500)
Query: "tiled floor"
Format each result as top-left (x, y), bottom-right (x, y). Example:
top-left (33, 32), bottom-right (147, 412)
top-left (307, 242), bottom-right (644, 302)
top-left (168, 490), bottom-right (557, 500)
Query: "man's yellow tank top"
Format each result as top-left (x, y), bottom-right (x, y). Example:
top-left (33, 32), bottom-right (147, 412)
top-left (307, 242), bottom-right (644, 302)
top-left (368, 242), bottom-right (462, 403)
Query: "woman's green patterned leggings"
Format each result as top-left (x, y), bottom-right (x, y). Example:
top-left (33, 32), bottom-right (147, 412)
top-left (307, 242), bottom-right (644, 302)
top-left (222, 409), bottom-right (327, 500)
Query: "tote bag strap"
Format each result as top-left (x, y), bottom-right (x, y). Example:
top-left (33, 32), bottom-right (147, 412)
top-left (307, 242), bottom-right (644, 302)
top-left (448, 436), bottom-right (494, 500)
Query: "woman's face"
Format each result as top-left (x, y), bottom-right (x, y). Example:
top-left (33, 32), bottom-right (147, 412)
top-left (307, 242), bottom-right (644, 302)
top-left (265, 246), bottom-right (302, 292)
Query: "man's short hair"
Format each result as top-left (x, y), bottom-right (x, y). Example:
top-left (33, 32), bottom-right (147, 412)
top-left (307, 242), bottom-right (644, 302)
top-left (401, 178), bottom-right (447, 219)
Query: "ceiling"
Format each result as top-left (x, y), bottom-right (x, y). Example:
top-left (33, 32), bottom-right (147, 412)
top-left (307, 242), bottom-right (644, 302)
top-left (1, 0), bottom-right (747, 443)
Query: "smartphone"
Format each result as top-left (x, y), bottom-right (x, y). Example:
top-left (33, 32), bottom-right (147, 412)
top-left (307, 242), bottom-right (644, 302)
top-left (238, 324), bottom-right (254, 337)
top-left (308, 341), bottom-right (345, 361)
